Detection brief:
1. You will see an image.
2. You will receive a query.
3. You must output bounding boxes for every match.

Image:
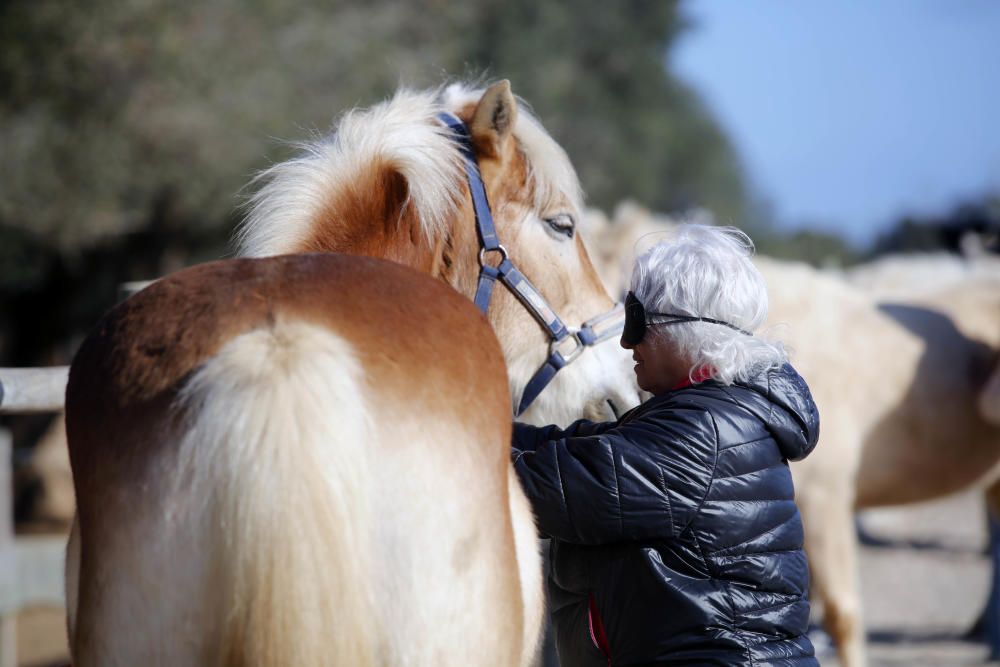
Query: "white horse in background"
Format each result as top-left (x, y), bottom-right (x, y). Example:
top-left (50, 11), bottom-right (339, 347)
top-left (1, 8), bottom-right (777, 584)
top-left (583, 202), bottom-right (1000, 667)
top-left (842, 250), bottom-right (1000, 302)
top-left (844, 252), bottom-right (1000, 427)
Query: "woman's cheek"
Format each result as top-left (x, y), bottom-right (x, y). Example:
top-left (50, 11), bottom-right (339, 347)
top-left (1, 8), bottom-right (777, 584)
top-left (634, 365), bottom-right (649, 392)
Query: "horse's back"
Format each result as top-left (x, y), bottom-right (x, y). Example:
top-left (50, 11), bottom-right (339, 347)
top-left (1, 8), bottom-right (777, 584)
top-left (66, 253), bottom-right (523, 666)
top-left (71, 254), bottom-right (504, 423)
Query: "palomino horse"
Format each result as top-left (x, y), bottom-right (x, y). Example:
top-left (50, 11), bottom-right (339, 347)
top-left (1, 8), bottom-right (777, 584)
top-left (762, 261), bottom-right (1000, 667)
top-left (64, 81), bottom-right (640, 666)
top-left (585, 203), bottom-right (1000, 667)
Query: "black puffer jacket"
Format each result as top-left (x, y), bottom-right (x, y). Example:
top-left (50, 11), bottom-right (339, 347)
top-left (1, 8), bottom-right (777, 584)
top-left (512, 363), bottom-right (820, 666)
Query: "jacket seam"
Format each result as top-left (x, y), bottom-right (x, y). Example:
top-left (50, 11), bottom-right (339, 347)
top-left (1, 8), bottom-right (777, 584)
top-left (711, 547), bottom-right (804, 560)
top-left (702, 497), bottom-right (797, 505)
top-left (686, 408), bottom-right (721, 527)
top-left (713, 461), bottom-right (784, 481)
top-left (552, 446), bottom-right (578, 542)
top-left (724, 584), bottom-right (755, 666)
top-left (703, 413), bottom-right (754, 666)
top-left (656, 457), bottom-right (675, 537)
top-left (744, 595), bottom-right (801, 616)
top-left (709, 512), bottom-right (799, 557)
top-left (716, 436), bottom-right (771, 451)
top-left (718, 384), bottom-right (777, 442)
top-left (685, 410), bottom-right (721, 568)
top-left (608, 437), bottom-right (625, 540)
top-left (766, 372), bottom-right (776, 429)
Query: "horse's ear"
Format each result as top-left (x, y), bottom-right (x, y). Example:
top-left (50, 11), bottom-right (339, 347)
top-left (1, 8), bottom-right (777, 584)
top-left (469, 80), bottom-right (518, 160)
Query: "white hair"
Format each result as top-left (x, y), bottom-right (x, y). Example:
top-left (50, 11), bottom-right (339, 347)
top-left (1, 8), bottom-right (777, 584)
top-left (630, 224), bottom-right (787, 385)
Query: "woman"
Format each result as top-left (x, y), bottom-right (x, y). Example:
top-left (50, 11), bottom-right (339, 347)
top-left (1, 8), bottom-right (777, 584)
top-left (513, 225), bottom-right (819, 666)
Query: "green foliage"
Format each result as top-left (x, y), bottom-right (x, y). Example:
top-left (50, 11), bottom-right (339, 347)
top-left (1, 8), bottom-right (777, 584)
top-left (0, 0), bottom-right (754, 365)
top-left (869, 195), bottom-right (1000, 257)
top-left (755, 228), bottom-right (862, 269)
top-left (449, 1), bottom-right (747, 222)
top-left (0, 0), bottom-right (749, 248)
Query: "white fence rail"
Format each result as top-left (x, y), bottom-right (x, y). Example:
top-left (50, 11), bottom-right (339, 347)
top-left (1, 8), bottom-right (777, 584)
top-left (1, 367), bottom-right (71, 667)
top-left (0, 367), bottom-right (69, 414)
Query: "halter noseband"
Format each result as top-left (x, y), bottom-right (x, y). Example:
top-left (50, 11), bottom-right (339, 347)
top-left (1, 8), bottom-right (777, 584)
top-left (438, 112), bottom-right (624, 416)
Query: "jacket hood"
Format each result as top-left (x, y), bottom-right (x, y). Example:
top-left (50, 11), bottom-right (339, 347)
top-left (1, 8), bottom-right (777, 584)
top-left (737, 363), bottom-right (820, 461)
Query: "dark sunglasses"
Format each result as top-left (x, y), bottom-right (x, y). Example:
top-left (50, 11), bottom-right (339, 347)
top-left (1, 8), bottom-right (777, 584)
top-left (621, 291), bottom-right (752, 346)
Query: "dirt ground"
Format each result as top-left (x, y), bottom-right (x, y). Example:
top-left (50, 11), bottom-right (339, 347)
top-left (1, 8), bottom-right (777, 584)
top-left (16, 606), bottom-right (67, 667)
top-left (13, 490), bottom-right (999, 666)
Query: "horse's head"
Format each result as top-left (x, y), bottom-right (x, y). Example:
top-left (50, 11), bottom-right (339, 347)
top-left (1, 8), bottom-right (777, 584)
top-left (439, 82), bottom-right (639, 424)
top-left (238, 80), bottom-right (640, 425)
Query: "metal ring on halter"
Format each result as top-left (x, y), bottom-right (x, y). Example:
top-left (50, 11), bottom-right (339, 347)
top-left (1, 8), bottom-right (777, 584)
top-left (478, 245), bottom-right (509, 268)
top-left (550, 331), bottom-right (586, 365)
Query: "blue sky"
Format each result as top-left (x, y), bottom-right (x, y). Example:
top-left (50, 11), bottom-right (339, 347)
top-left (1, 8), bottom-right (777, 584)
top-left (671, 1), bottom-right (1000, 245)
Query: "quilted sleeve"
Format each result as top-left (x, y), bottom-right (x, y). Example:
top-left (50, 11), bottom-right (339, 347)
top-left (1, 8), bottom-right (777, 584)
top-left (512, 405), bottom-right (718, 544)
top-left (512, 419), bottom-right (617, 457)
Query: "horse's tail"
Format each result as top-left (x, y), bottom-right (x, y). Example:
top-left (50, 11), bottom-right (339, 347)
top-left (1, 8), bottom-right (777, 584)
top-left (179, 319), bottom-right (376, 666)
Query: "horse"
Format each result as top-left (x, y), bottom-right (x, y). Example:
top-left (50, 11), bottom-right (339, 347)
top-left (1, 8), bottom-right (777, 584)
top-left (844, 252), bottom-right (1000, 428)
top-left (760, 259), bottom-right (1000, 667)
top-left (63, 80), bottom-right (641, 666)
top-left (583, 203), bottom-right (1000, 667)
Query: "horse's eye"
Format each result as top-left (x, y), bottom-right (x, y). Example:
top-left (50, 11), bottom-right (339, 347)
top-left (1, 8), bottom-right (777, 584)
top-left (545, 214), bottom-right (575, 239)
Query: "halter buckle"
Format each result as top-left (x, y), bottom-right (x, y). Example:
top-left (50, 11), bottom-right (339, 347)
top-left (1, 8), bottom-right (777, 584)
top-left (549, 331), bottom-right (586, 366)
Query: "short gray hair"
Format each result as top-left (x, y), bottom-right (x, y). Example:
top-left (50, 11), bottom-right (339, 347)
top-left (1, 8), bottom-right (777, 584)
top-left (630, 224), bottom-right (786, 385)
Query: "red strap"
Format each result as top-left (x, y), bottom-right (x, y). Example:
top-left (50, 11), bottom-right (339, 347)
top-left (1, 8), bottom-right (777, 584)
top-left (588, 593), bottom-right (612, 664)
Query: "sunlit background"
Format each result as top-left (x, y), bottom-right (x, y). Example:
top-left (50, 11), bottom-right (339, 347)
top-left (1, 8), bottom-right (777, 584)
top-left (1, 2), bottom-right (998, 666)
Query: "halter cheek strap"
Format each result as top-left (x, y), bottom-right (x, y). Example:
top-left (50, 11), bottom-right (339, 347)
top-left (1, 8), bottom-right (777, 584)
top-left (437, 112), bottom-right (624, 416)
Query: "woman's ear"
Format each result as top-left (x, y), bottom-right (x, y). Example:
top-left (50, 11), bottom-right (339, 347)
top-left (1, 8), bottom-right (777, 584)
top-left (468, 79), bottom-right (518, 160)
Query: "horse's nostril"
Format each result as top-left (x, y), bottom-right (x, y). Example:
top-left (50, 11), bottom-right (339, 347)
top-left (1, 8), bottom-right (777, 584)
top-left (607, 399), bottom-right (622, 420)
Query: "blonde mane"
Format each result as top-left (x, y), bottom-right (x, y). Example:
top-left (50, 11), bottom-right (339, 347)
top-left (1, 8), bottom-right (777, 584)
top-left (237, 83), bottom-right (583, 258)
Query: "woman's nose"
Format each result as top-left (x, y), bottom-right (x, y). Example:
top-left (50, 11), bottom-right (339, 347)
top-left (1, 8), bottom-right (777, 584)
top-left (620, 335), bottom-right (633, 350)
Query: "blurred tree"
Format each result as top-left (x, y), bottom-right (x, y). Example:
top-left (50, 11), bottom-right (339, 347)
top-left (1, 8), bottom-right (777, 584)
top-left (0, 0), bottom-right (751, 368)
top-left (756, 228), bottom-right (861, 269)
top-left (869, 195), bottom-right (1000, 257)
top-left (0, 0), bottom-right (748, 249)
top-left (450, 0), bottom-right (748, 223)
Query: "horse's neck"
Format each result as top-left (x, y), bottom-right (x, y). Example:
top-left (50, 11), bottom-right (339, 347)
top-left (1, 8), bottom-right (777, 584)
top-left (293, 168), bottom-right (427, 271)
top-left (296, 165), bottom-right (482, 299)
top-left (428, 204), bottom-right (481, 300)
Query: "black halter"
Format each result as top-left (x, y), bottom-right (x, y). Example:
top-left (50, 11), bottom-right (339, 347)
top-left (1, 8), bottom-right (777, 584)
top-left (438, 112), bottom-right (624, 416)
